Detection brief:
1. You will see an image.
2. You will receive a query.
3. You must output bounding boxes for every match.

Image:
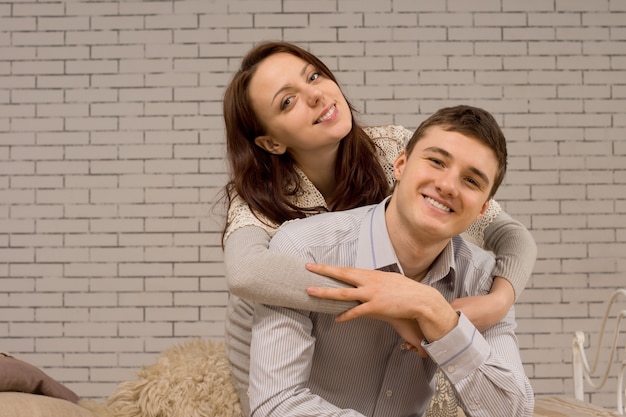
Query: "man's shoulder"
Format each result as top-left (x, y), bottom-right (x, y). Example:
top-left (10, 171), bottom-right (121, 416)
top-left (451, 235), bottom-right (496, 270)
top-left (273, 205), bottom-right (375, 246)
top-left (279, 205), bottom-right (374, 232)
top-left (450, 236), bottom-right (496, 297)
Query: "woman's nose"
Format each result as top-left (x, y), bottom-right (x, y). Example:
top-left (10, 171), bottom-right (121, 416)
top-left (306, 86), bottom-right (323, 106)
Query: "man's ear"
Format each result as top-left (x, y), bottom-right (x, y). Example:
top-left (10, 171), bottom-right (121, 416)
top-left (254, 135), bottom-right (287, 155)
top-left (393, 150), bottom-right (407, 181)
top-left (476, 199), bottom-right (491, 219)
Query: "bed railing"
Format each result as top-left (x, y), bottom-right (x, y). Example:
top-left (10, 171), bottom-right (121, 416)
top-left (572, 288), bottom-right (626, 415)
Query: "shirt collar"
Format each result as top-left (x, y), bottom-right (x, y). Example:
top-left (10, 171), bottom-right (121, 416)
top-left (355, 196), bottom-right (457, 282)
top-left (422, 239), bottom-right (456, 286)
top-left (355, 197), bottom-right (400, 272)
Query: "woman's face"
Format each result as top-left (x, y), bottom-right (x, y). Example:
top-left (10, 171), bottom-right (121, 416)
top-left (248, 52), bottom-right (352, 160)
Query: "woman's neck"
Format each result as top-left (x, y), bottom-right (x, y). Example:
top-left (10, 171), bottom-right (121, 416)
top-left (306, 168), bottom-right (336, 202)
top-left (294, 147), bottom-right (338, 202)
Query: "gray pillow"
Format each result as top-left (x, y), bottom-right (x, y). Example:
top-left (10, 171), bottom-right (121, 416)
top-left (0, 353), bottom-right (79, 403)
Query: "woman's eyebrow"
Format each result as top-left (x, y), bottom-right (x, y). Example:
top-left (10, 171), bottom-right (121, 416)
top-left (271, 63), bottom-right (311, 106)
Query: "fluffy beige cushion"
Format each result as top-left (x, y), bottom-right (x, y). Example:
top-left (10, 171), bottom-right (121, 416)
top-left (88, 338), bottom-right (243, 417)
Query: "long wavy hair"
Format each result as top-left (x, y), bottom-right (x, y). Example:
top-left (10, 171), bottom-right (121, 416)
top-left (221, 41), bottom-right (389, 241)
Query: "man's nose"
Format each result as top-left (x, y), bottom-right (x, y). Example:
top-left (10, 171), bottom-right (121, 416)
top-left (435, 172), bottom-right (459, 197)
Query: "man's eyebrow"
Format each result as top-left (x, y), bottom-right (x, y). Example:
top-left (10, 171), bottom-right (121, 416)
top-left (423, 146), bottom-right (490, 186)
top-left (271, 63), bottom-right (311, 106)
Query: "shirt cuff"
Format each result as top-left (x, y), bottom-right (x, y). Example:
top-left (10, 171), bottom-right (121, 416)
top-left (422, 312), bottom-right (490, 384)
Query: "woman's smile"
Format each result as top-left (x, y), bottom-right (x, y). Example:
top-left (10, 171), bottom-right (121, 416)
top-left (315, 104), bottom-right (337, 124)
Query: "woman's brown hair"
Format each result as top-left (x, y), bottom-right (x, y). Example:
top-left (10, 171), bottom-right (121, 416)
top-left (221, 41), bottom-right (389, 240)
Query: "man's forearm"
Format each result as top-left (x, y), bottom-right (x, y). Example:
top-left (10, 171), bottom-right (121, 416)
top-left (424, 313), bottom-right (534, 416)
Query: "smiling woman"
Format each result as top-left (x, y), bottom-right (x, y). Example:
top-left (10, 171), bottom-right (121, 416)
top-left (247, 52), bottom-right (353, 200)
top-left (218, 41), bottom-right (537, 417)
top-left (221, 41), bottom-right (389, 229)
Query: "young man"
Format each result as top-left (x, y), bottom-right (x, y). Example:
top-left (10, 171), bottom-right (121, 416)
top-left (248, 106), bottom-right (534, 417)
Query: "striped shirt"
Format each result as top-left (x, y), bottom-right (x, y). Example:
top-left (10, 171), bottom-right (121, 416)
top-left (249, 198), bottom-right (534, 417)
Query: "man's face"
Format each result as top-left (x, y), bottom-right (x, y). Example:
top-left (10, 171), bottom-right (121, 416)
top-left (390, 126), bottom-right (498, 241)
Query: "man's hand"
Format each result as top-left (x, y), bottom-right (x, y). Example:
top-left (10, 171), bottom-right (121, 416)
top-left (305, 263), bottom-right (459, 343)
top-left (387, 318), bottom-right (428, 357)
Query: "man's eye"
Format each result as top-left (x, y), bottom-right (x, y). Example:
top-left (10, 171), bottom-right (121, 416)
top-left (465, 177), bottom-right (482, 189)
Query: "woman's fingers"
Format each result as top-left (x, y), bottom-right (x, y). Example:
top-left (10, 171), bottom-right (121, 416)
top-left (305, 263), bottom-right (364, 286)
top-left (306, 285), bottom-right (361, 301)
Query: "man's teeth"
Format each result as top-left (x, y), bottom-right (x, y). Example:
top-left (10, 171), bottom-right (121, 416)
top-left (425, 196), bottom-right (451, 212)
top-left (316, 105), bottom-right (335, 123)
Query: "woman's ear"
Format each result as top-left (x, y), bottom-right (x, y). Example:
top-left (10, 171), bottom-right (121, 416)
top-left (254, 136), bottom-right (287, 155)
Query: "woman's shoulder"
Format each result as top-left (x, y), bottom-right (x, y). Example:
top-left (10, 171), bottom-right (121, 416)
top-left (225, 194), bottom-right (281, 241)
top-left (363, 125), bottom-right (412, 183)
top-left (363, 125), bottom-right (413, 145)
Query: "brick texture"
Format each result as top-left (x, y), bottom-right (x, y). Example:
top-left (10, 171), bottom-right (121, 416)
top-left (1, 0), bottom-right (625, 411)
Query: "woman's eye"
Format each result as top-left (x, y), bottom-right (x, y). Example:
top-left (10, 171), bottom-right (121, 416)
top-left (310, 72), bottom-right (320, 82)
top-left (280, 96), bottom-right (294, 110)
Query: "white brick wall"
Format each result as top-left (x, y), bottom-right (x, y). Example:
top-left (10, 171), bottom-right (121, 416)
top-left (1, 0), bottom-right (625, 409)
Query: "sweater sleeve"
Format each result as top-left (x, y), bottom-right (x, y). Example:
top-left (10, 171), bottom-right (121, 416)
top-left (482, 209), bottom-right (537, 300)
top-left (224, 225), bottom-right (358, 314)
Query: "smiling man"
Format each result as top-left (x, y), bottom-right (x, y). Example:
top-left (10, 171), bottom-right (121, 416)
top-left (248, 105), bottom-right (534, 417)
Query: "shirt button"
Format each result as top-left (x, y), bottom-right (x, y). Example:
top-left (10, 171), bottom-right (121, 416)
top-left (469, 402), bottom-right (479, 410)
top-left (447, 365), bottom-right (456, 373)
top-left (386, 390), bottom-right (393, 397)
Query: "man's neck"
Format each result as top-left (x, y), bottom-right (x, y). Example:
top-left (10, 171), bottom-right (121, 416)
top-left (383, 200), bottom-right (451, 281)
top-left (390, 232), bottom-right (449, 281)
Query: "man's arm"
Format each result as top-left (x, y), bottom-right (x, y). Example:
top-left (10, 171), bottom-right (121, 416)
top-left (249, 303), bottom-right (366, 417)
top-left (305, 263), bottom-right (534, 417)
top-left (424, 311), bottom-right (534, 417)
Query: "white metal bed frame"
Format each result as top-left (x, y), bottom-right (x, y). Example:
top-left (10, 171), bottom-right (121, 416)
top-left (572, 288), bottom-right (626, 415)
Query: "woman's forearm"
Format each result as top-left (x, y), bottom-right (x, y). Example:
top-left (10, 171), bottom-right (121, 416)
top-left (483, 210), bottom-right (537, 300)
top-left (224, 225), bottom-right (358, 314)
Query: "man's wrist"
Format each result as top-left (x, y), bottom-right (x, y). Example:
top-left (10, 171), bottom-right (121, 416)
top-left (421, 307), bottom-right (460, 342)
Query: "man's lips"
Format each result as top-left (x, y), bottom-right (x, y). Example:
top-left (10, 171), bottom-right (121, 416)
top-left (424, 195), bottom-right (452, 212)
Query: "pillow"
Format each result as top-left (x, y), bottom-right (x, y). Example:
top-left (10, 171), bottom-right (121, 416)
top-left (0, 353), bottom-right (79, 402)
top-left (104, 338), bottom-right (243, 417)
top-left (0, 392), bottom-right (95, 417)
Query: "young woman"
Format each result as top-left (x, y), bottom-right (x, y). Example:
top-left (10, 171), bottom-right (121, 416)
top-left (221, 41), bottom-right (537, 417)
